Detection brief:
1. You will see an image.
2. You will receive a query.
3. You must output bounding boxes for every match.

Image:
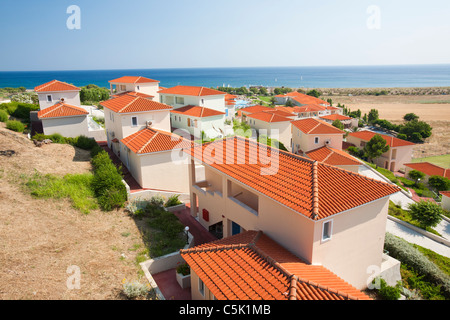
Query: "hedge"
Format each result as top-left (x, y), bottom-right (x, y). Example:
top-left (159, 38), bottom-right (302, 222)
top-left (6, 120), bottom-right (25, 132)
top-left (91, 150), bottom-right (127, 211)
top-left (384, 232), bottom-right (450, 297)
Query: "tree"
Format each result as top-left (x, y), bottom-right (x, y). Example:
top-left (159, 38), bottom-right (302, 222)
top-left (269, 97), bottom-right (276, 106)
top-left (408, 170), bottom-right (425, 186)
top-left (306, 89), bottom-right (321, 98)
top-left (399, 120), bottom-right (432, 142)
top-left (332, 119), bottom-right (344, 130)
top-left (259, 87), bottom-right (268, 96)
top-left (368, 109), bottom-right (379, 124)
top-left (404, 113), bottom-right (419, 122)
top-left (408, 200), bottom-right (443, 229)
top-left (363, 134), bottom-right (390, 168)
top-left (327, 98), bottom-right (333, 106)
top-left (428, 175), bottom-right (450, 193)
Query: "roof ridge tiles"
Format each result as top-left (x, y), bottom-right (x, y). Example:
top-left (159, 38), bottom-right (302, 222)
top-left (311, 161), bottom-right (320, 220)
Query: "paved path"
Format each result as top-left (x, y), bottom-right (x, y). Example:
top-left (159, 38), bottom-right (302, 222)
top-left (386, 219), bottom-right (450, 258)
top-left (358, 164), bottom-right (450, 257)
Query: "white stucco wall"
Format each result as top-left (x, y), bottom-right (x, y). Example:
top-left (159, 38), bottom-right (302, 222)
top-left (38, 91), bottom-right (81, 110)
top-left (171, 113), bottom-right (225, 139)
top-left (160, 94), bottom-right (226, 113)
top-left (291, 126), bottom-right (343, 154)
top-left (41, 115), bottom-right (88, 138)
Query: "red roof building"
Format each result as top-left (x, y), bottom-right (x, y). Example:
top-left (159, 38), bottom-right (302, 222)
top-left (181, 231), bottom-right (371, 300)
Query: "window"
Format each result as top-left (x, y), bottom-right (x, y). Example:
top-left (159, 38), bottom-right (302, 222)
top-left (47, 95), bottom-right (52, 102)
top-left (198, 278), bottom-right (205, 296)
top-left (322, 220), bottom-right (333, 242)
top-left (175, 97), bottom-right (185, 105)
top-left (201, 99), bottom-right (204, 105)
top-left (131, 116), bottom-right (138, 127)
top-left (314, 137), bottom-right (320, 144)
top-left (136, 85), bottom-right (140, 91)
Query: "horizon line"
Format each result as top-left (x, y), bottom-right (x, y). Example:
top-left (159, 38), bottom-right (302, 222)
top-left (1, 62), bottom-right (450, 73)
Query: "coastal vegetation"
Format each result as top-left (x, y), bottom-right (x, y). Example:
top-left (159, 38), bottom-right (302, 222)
top-left (80, 84), bottom-right (110, 106)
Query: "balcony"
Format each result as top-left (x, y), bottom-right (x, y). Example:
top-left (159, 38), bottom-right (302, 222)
top-left (193, 180), bottom-right (223, 198)
top-left (228, 192), bottom-right (258, 216)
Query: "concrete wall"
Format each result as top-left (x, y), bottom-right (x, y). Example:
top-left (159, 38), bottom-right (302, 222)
top-left (41, 115), bottom-right (88, 138)
top-left (38, 91), bottom-right (80, 110)
top-left (442, 194), bottom-right (450, 211)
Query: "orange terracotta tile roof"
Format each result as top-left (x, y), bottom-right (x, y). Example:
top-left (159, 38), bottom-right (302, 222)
top-left (291, 118), bottom-right (344, 135)
top-left (246, 111), bottom-right (292, 123)
top-left (108, 76), bottom-right (159, 84)
top-left (181, 231), bottom-right (371, 300)
top-left (112, 91), bottom-right (154, 99)
top-left (320, 114), bottom-right (353, 121)
top-left (441, 191), bottom-right (450, 198)
top-left (170, 105), bottom-right (225, 118)
top-left (185, 137), bottom-right (399, 220)
top-left (158, 85), bottom-right (226, 96)
top-left (37, 102), bottom-right (88, 119)
top-left (404, 162), bottom-right (450, 179)
top-left (348, 131), bottom-right (415, 147)
top-left (100, 93), bottom-right (172, 114)
top-left (238, 105), bottom-right (274, 116)
top-left (121, 127), bottom-right (192, 154)
top-left (34, 80), bottom-right (80, 92)
top-left (306, 146), bottom-right (361, 166)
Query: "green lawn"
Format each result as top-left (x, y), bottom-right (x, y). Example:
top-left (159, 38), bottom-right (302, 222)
top-left (412, 154), bottom-right (450, 169)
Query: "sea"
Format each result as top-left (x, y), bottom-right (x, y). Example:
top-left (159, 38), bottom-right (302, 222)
top-left (1, 64), bottom-right (450, 90)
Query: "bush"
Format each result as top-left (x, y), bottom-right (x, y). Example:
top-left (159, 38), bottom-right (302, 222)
top-left (91, 150), bottom-right (127, 211)
top-left (122, 280), bottom-right (149, 299)
top-left (176, 263), bottom-right (190, 276)
top-left (408, 200), bottom-right (443, 229)
top-left (6, 120), bottom-right (25, 132)
top-left (11, 102), bottom-right (39, 119)
top-left (165, 194), bottom-right (182, 207)
top-left (384, 232), bottom-right (450, 298)
top-left (0, 109), bottom-right (8, 122)
top-left (49, 133), bottom-right (66, 144)
top-left (375, 278), bottom-right (402, 300)
top-left (74, 135), bottom-right (97, 150)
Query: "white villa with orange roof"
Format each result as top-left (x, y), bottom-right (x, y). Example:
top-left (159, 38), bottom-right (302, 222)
top-left (109, 76), bottom-right (161, 101)
top-left (170, 105), bottom-right (226, 140)
top-left (120, 127), bottom-right (193, 193)
top-left (34, 80), bottom-right (81, 110)
top-left (347, 131), bottom-right (415, 172)
top-left (100, 93), bottom-right (173, 162)
top-left (245, 111), bottom-right (293, 151)
top-left (291, 118), bottom-right (345, 155)
top-left (184, 137), bottom-right (400, 293)
top-left (37, 101), bottom-right (89, 138)
top-left (320, 114), bottom-right (358, 129)
top-left (158, 85), bottom-right (226, 114)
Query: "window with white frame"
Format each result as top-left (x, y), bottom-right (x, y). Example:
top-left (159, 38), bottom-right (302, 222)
top-left (131, 116), bottom-right (138, 127)
top-left (47, 95), bottom-right (52, 102)
top-left (198, 278), bottom-right (205, 296)
top-left (136, 85), bottom-right (140, 91)
top-left (322, 220), bottom-right (333, 241)
top-left (314, 137), bottom-right (320, 144)
top-left (175, 97), bottom-right (185, 105)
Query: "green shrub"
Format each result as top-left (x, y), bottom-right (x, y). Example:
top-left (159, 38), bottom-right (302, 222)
top-left (0, 109), bottom-right (8, 122)
top-left (6, 120), bottom-right (25, 132)
top-left (165, 195), bottom-right (181, 207)
top-left (91, 150), bottom-right (127, 211)
top-left (49, 133), bottom-right (66, 144)
top-left (384, 232), bottom-right (450, 298)
top-left (11, 103), bottom-right (39, 119)
top-left (74, 135), bottom-right (97, 150)
top-left (376, 278), bottom-right (402, 300)
top-left (176, 263), bottom-right (190, 276)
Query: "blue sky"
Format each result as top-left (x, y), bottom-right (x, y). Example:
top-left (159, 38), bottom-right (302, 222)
top-left (0, 0), bottom-right (449, 71)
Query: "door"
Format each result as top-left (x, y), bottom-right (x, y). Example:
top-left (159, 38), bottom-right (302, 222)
top-left (231, 221), bottom-right (241, 236)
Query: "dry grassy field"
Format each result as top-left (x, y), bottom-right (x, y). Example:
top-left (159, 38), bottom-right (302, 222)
top-left (323, 94), bottom-right (450, 159)
top-left (0, 125), bottom-right (148, 300)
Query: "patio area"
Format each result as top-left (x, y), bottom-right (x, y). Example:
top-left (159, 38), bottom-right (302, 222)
top-left (150, 203), bottom-right (218, 300)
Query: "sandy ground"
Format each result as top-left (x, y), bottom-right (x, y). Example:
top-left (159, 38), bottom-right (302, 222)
top-left (0, 124), bottom-right (148, 300)
top-left (325, 95), bottom-right (450, 158)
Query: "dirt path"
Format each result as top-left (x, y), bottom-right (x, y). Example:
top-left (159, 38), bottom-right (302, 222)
top-left (0, 124), bottom-right (147, 300)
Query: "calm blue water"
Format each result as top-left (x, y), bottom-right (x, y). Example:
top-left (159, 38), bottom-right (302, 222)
top-left (1, 65), bottom-right (450, 89)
